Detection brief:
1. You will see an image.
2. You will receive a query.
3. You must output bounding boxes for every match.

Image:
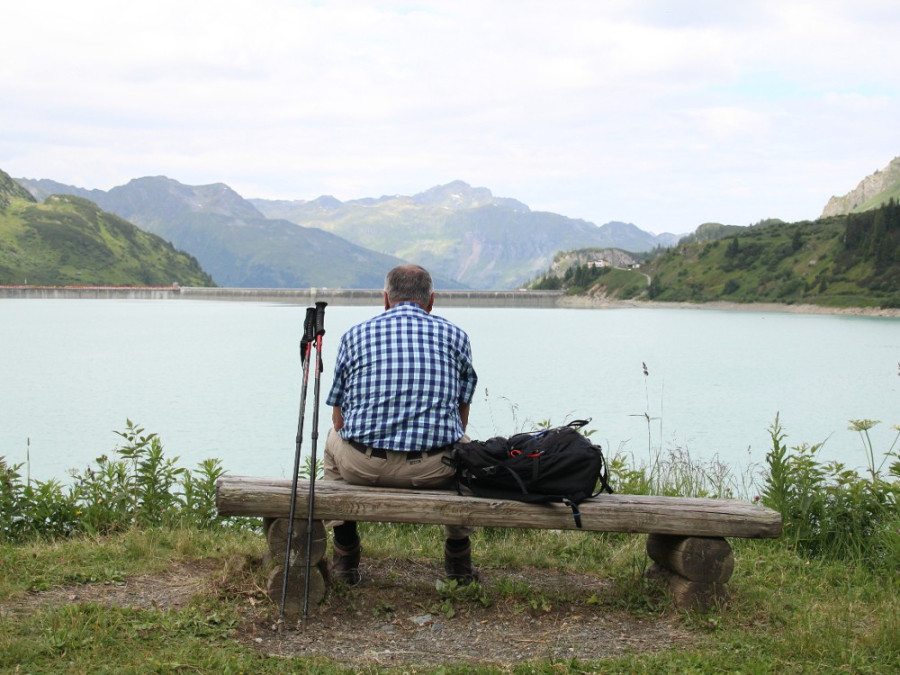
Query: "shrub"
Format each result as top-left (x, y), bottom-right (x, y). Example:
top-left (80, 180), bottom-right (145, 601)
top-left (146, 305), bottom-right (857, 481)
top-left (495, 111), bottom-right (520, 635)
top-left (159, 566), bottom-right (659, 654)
top-left (761, 415), bottom-right (899, 570)
top-left (0, 460), bottom-right (79, 541)
top-left (1, 421), bottom-right (245, 543)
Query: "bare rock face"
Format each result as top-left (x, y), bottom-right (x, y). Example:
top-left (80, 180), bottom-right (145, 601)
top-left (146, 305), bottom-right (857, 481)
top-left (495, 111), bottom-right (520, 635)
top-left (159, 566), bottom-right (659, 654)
top-left (821, 156), bottom-right (900, 217)
top-left (549, 248), bottom-right (638, 276)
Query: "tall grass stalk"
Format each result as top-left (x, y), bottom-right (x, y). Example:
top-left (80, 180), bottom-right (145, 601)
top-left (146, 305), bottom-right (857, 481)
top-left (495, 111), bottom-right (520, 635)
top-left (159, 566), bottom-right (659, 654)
top-left (850, 418), bottom-right (900, 482)
top-left (612, 364), bottom-right (750, 499)
top-left (608, 445), bottom-right (746, 499)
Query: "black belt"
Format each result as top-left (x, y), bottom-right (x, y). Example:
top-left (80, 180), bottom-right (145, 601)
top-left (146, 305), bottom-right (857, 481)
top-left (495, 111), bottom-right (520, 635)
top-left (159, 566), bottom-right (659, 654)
top-left (348, 439), bottom-right (450, 461)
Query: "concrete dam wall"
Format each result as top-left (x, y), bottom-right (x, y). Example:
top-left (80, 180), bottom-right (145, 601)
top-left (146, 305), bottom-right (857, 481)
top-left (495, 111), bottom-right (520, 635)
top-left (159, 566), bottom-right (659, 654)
top-left (0, 286), bottom-right (564, 308)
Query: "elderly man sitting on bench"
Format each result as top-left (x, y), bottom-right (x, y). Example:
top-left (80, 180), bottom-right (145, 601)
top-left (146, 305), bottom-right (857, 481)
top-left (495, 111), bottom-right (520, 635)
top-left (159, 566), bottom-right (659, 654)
top-left (323, 264), bottom-right (479, 585)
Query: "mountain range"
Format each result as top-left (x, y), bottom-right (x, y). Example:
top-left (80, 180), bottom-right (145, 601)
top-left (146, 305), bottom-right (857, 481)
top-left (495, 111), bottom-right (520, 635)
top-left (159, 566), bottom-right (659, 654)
top-left (16, 177), bottom-right (680, 290)
top-left (248, 180), bottom-right (681, 288)
top-left (12, 154), bottom-right (900, 291)
top-left (15, 177), bottom-right (409, 289)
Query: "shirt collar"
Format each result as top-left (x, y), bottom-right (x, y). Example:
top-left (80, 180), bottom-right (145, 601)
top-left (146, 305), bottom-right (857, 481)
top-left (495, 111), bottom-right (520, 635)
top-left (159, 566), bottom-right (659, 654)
top-left (387, 301), bottom-right (427, 314)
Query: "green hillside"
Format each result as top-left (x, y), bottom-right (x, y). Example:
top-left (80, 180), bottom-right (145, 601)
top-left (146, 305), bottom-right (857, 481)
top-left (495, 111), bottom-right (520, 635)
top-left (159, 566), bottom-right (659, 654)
top-left (532, 202), bottom-right (900, 309)
top-left (0, 172), bottom-right (215, 287)
top-left (644, 203), bottom-right (900, 308)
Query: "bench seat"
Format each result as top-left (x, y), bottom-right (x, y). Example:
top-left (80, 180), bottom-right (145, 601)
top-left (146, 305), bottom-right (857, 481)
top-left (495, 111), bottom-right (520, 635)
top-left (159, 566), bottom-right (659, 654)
top-left (215, 476), bottom-right (783, 612)
top-left (216, 476), bottom-right (782, 538)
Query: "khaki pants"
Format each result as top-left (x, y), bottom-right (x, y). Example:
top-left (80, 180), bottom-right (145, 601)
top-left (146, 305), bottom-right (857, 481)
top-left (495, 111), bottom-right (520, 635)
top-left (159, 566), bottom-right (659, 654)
top-left (324, 427), bottom-right (475, 539)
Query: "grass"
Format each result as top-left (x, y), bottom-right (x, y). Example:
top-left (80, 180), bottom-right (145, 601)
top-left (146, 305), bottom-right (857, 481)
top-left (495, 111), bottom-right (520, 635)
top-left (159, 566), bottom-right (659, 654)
top-left (0, 527), bottom-right (264, 598)
top-left (1, 418), bottom-right (898, 672)
top-left (1, 526), bottom-right (897, 673)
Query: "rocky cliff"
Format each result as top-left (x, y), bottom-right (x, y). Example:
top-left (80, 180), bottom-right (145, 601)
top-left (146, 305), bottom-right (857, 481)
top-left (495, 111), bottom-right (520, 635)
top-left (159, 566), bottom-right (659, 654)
top-left (821, 156), bottom-right (900, 217)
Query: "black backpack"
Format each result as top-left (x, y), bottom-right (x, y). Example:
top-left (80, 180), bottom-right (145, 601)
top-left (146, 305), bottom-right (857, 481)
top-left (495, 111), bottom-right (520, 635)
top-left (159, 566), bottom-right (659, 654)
top-left (443, 420), bottom-right (613, 527)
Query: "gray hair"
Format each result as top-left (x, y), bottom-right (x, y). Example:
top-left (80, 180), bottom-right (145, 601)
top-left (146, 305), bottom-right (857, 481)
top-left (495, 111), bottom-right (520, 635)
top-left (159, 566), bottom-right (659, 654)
top-left (385, 265), bottom-right (433, 307)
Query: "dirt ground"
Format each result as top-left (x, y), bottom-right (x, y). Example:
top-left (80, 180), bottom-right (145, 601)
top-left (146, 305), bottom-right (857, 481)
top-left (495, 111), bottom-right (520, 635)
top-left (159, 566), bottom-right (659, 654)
top-left (3, 555), bottom-right (696, 670)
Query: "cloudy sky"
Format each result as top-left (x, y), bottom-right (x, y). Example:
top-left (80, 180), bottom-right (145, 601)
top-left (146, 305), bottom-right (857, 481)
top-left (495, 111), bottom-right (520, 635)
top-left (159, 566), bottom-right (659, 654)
top-left (3, 1), bottom-right (899, 234)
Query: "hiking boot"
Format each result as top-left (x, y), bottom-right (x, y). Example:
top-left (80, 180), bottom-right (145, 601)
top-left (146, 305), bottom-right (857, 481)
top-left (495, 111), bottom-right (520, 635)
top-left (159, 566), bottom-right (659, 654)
top-left (444, 541), bottom-right (479, 585)
top-left (331, 540), bottom-right (361, 586)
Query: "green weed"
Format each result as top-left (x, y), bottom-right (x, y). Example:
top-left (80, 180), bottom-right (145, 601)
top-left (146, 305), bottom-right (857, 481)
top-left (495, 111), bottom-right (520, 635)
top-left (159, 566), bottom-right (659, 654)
top-left (761, 414), bottom-right (899, 570)
top-left (1, 420), bottom-right (250, 543)
top-left (433, 578), bottom-right (492, 619)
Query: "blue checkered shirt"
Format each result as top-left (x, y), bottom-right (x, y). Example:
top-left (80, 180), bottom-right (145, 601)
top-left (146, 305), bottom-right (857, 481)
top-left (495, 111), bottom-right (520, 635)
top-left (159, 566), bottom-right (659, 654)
top-left (326, 302), bottom-right (478, 451)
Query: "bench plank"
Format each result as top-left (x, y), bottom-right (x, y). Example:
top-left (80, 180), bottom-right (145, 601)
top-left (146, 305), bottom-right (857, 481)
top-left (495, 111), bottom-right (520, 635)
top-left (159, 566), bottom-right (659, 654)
top-left (216, 477), bottom-right (782, 539)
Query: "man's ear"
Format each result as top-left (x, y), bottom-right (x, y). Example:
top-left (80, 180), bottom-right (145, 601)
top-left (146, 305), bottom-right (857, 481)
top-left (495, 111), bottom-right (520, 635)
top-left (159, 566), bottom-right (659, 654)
top-left (383, 292), bottom-right (390, 310)
top-left (425, 293), bottom-right (434, 313)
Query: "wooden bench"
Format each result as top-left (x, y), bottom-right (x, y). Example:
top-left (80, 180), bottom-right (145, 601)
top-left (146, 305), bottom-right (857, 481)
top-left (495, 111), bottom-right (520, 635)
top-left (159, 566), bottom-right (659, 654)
top-left (216, 476), bottom-right (782, 613)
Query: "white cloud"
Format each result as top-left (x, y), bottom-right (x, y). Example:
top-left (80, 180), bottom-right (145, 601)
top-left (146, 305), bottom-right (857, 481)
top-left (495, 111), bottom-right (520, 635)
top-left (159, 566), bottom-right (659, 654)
top-left (2, 0), bottom-right (899, 232)
top-left (683, 106), bottom-right (771, 142)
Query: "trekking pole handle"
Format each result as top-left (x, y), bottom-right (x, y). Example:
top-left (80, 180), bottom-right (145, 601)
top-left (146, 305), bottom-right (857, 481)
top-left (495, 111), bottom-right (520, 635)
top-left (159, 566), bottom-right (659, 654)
top-left (300, 307), bottom-right (316, 358)
top-left (315, 301), bottom-right (327, 337)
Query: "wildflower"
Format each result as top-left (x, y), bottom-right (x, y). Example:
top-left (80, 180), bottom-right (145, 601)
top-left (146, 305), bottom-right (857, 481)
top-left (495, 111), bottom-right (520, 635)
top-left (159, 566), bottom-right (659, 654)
top-left (753, 495), bottom-right (761, 503)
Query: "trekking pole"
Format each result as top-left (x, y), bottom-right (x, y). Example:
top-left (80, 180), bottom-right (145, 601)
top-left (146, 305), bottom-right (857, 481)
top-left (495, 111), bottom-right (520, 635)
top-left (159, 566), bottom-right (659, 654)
top-left (301, 300), bottom-right (327, 629)
top-left (279, 306), bottom-right (317, 622)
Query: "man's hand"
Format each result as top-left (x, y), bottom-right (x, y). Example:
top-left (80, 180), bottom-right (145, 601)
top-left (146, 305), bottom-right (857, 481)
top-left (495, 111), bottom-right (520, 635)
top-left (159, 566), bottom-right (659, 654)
top-left (332, 406), bottom-right (345, 431)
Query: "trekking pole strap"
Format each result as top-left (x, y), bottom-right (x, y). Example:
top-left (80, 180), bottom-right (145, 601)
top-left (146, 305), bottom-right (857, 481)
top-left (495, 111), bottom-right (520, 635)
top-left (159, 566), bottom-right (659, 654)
top-left (300, 307), bottom-right (316, 364)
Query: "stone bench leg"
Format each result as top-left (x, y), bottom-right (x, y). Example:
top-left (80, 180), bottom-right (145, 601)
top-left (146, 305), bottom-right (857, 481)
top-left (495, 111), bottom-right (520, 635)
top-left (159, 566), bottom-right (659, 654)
top-left (262, 517), bottom-right (329, 615)
top-left (646, 534), bottom-right (734, 610)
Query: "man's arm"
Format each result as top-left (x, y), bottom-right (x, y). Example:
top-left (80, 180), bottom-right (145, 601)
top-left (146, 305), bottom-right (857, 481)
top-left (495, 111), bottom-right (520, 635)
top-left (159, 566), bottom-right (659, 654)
top-left (458, 402), bottom-right (470, 432)
top-left (332, 406), bottom-right (344, 431)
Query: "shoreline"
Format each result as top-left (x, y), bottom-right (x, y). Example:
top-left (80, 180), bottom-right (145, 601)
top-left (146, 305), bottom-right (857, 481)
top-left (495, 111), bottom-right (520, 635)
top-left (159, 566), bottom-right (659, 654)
top-left (556, 295), bottom-right (900, 318)
top-left (1, 285), bottom-right (898, 317)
